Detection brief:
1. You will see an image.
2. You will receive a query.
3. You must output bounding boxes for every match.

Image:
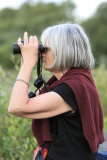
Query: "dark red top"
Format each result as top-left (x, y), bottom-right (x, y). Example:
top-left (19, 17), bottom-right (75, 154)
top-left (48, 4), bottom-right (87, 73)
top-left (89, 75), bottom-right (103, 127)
top-left (32, 68), bottom-right (104, 153)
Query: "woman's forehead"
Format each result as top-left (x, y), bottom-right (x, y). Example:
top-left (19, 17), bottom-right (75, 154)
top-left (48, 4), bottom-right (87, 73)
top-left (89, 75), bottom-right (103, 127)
top-left (44, 37), bottom-right (50, 47)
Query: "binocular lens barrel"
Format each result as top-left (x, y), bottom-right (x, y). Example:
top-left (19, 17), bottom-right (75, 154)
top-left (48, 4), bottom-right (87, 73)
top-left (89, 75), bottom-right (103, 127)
top-left (13, 40), bottom-right (46, 54)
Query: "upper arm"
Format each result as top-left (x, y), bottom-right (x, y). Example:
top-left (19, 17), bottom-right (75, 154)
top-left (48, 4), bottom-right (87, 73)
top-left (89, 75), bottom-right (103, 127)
top-left (20, 91), bottom-right (72, 119)
top-left (53, 83), bottom-right (78, 113)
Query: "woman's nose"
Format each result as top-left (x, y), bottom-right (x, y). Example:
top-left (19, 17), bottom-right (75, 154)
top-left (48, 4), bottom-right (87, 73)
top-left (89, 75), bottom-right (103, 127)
top-left (42, 52), bottom-right (46, 57)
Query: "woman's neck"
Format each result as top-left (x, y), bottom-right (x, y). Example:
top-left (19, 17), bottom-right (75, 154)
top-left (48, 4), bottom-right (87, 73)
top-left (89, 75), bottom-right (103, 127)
top-left (52, 68), bottom-right (70, 80)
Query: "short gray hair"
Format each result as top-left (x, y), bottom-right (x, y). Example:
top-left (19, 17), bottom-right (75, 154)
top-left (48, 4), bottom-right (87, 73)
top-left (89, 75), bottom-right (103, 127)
top-left (41, 22), bottom-right (95, 70)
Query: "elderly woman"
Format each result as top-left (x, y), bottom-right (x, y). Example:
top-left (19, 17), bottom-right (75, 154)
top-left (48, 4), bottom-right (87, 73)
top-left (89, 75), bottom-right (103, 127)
top-left (8, 22), bottom-right (104, 160)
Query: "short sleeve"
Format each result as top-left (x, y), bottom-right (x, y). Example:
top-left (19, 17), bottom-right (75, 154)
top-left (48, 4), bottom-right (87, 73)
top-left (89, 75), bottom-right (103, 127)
top-left (53, 83), bottom-right (78, 113)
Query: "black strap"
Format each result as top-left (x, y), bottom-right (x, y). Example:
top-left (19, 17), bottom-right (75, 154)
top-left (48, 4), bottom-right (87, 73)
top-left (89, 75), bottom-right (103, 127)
top-left (37, 56), bottom-right (43, 78)
top-left (28, 55), bottom-right (50, 98)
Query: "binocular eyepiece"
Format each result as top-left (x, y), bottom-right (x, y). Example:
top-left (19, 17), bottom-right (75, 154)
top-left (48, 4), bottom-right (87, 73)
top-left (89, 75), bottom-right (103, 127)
top-left (13, 40), bottom-right (47, 55)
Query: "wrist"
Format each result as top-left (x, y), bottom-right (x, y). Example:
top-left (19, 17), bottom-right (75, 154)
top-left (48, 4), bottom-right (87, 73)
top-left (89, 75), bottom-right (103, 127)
top-left (18, 63), bottom-right (34, 82)
top-left (22, 62), bottom-right (35, 70)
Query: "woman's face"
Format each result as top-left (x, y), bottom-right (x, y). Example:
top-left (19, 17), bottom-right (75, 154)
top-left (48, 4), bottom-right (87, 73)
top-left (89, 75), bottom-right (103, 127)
top-left (42, 47), bottom-right (54, 70)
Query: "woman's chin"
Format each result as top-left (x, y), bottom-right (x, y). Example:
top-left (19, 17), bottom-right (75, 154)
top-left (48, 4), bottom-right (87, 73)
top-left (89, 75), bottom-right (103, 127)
top-left (43, 65), bottom-right (48, 70)
top-left (43, 65), bottom-right (52, 72)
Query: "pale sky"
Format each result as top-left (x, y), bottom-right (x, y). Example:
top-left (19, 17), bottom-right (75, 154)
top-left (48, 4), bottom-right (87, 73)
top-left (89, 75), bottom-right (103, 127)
top-left (0, 0), bottom-right (106, 19)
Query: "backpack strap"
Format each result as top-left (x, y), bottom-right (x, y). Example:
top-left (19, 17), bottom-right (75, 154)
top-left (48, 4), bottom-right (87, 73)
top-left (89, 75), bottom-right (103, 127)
top-left (33, 147), bottom-right (48, 160)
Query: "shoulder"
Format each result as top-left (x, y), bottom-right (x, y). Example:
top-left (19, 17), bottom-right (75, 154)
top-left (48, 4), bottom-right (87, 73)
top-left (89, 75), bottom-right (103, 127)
top-left (53, 83), bottom-right (78, 113)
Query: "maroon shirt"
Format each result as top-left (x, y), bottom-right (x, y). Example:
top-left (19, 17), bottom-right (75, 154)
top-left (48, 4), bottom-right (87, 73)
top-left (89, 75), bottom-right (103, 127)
top-left (32, 68), bottom-right (104, 153)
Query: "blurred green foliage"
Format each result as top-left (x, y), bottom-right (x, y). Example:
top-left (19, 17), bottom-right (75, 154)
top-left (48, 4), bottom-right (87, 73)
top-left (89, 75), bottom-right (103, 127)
top-left (104, 117), bottom-right (107, 133)
top-left (0, 66), bottom-right (37, 160)
top-left (81, 2), bottom-right (107, 67)
top-left (92, 65), bottom-right (107, 117)
top-left (0, 0), bottom-right (75, 69)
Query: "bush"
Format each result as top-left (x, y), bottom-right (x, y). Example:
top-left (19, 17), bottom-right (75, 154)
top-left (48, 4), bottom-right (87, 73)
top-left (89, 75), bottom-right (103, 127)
top-left (104, 117), bottom-right (107, 133)
top-left (0, 66), bottom-right (37, 160)
top-left (92, 64), bottom-right (107, 117)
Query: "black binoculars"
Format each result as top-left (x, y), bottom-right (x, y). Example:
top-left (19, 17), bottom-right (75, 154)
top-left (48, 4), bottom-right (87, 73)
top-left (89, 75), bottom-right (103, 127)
top-left (13, 40), bottom-right (47, 54)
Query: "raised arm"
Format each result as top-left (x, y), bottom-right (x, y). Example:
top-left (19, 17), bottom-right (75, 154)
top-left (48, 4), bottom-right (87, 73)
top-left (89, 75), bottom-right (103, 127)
top-left (8, 32), bottom-right (72, 119)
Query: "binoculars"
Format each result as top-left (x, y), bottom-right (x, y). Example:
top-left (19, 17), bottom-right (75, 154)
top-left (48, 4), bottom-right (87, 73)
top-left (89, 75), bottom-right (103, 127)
top-left (13, 40), bottom-right (47, 54)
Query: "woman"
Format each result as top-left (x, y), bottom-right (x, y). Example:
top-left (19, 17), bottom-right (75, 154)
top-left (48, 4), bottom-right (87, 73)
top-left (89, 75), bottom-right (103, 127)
top-left (8, 22), bottom-right (104, 160)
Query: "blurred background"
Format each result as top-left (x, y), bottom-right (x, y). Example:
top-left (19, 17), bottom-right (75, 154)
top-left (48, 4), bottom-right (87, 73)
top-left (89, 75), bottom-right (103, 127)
top-left (0, 0), bottom-right (107, 159)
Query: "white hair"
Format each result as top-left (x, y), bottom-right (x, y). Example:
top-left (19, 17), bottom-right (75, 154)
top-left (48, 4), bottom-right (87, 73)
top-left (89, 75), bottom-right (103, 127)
top-left (41, 22), bottom-right (95, 70)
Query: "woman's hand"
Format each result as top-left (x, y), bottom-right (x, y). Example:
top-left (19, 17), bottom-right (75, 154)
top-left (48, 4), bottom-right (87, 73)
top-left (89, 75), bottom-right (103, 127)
top-left (18, 32), bottom-right (38, 69)
top-left (19, 54), bottom-right (24, 68)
